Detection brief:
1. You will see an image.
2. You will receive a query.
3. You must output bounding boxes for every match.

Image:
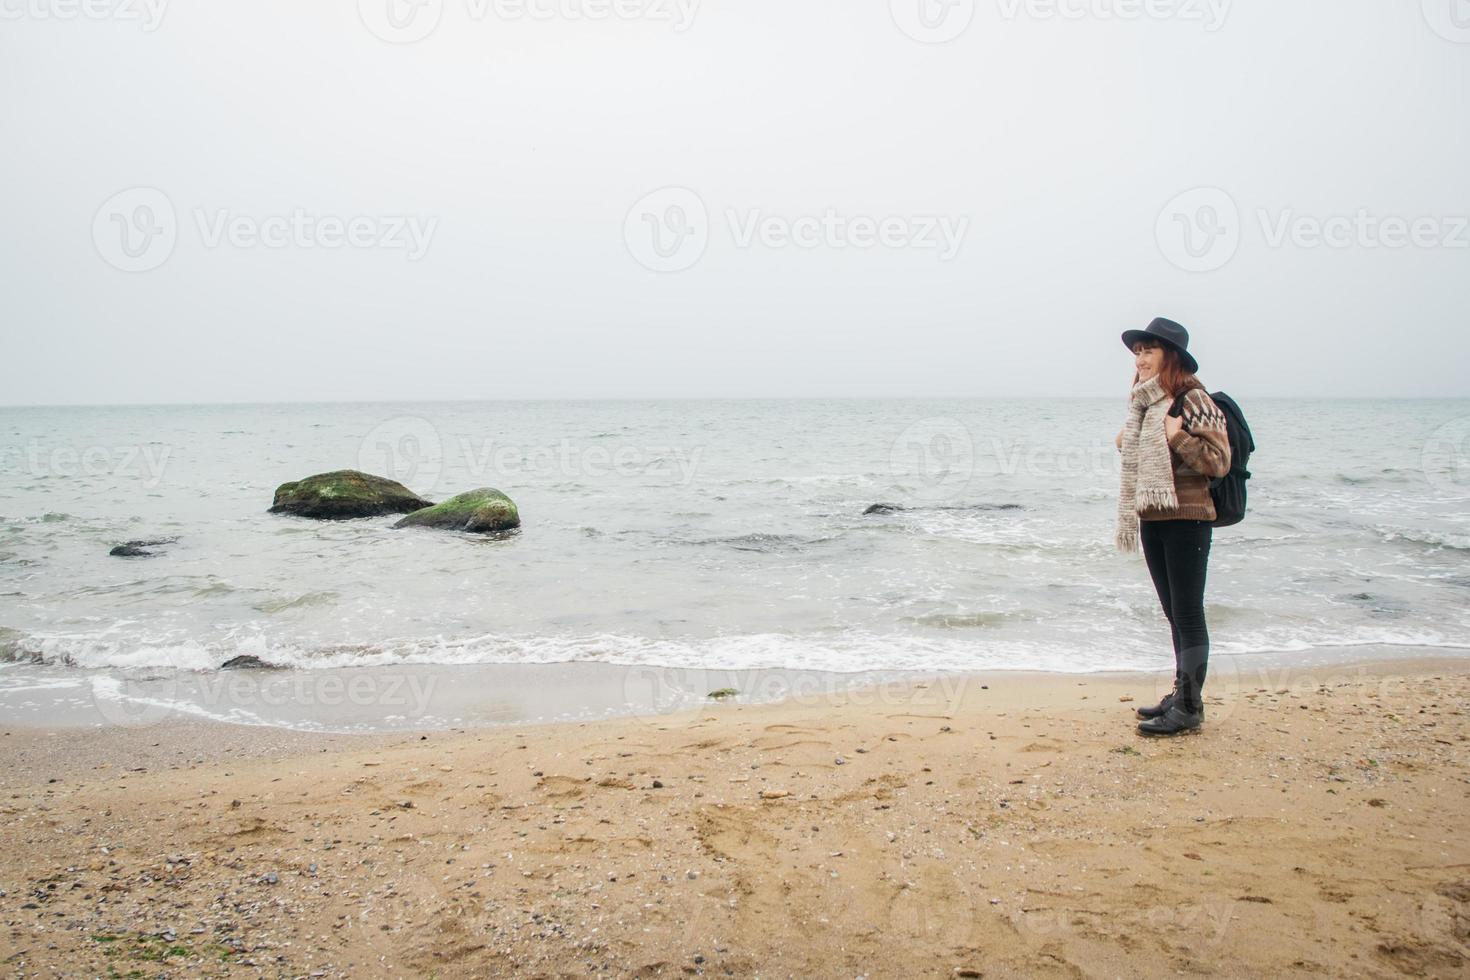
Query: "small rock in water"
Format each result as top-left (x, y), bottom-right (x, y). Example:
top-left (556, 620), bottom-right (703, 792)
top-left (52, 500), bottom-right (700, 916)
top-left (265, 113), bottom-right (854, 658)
top-left (863, 503), bottom-right (905, 515)
top-left (220, 655), bottom-right (275, 670)
top-left (108, 537), bottom-right (177, 558)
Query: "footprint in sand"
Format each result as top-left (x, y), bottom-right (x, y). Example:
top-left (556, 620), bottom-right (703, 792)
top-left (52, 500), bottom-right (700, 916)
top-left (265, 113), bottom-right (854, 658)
top-left (537, 775), bottom-right (589, 798)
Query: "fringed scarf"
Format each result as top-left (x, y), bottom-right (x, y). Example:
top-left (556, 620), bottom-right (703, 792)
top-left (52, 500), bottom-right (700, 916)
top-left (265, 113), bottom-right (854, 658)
top-left (1116, 375), bottom-right (1178, 553)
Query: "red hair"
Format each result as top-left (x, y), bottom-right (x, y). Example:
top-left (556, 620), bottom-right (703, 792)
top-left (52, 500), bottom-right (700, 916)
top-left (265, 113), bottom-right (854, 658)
top-left (1133, 342), bottom-right (1201, 397)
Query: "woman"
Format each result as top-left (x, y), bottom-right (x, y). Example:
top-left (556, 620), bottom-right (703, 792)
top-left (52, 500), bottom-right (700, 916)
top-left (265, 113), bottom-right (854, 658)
top-left (1114, 318), bottom-right (1232, 737)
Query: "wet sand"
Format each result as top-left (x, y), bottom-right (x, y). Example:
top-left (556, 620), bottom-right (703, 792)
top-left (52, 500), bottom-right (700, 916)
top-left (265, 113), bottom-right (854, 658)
top-left (1, 655), bottom-right (1468, 978)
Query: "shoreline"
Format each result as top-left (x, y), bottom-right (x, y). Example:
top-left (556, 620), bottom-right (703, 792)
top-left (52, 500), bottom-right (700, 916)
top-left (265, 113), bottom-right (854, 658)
top-left (3, 642), bottom-right (1465, 737)
top-left (2, 653), bottom-right (1468, 975)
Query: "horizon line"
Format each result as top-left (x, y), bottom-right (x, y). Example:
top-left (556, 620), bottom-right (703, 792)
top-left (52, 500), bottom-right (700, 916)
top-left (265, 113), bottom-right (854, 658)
top-left (4, 394), bottom-right (1470, 410)
top-left (3, 394), bottom-right (1470, 410)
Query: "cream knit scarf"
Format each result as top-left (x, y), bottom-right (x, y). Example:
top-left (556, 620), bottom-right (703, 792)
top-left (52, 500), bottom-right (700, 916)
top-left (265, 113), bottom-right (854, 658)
top-left (1116, 374), bottom-right (1178, 553)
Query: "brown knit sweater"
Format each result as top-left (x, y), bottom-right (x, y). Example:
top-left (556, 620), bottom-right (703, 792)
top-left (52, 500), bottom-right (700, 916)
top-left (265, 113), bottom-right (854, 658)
top-left (1139, 387), bottom-right (1232, 523)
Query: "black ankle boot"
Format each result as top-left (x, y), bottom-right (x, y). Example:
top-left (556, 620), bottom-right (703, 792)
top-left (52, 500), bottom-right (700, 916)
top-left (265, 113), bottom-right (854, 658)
top-left (1135, 689), bottom-right (1177, 720)
top-left (1137, 703), bottom-right (1203, 737)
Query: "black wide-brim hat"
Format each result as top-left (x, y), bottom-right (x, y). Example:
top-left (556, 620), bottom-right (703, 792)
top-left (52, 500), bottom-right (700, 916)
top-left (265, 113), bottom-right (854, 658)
top-left (1122, 317), bottom-right (1198, 375)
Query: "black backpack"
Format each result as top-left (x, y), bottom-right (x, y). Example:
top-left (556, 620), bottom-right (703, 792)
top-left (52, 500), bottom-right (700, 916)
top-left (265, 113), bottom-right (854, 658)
top-left (1169, 390), bottom-right (1255, 527)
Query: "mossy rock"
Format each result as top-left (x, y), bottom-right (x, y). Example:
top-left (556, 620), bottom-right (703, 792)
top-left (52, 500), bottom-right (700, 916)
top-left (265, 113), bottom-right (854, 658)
top-left (393, 488), bottom-right (520, 535)
top-left (269, 470), bottom-right (432, 520)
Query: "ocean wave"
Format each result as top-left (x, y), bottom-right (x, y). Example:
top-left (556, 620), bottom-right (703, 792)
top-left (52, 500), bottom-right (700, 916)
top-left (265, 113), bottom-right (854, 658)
top-left (3, 625), bottom-right (1466, 676)
top-left (1375, 527), bottom-right (1470, 552)
top-left (252, 591), bottom-right (340, 614)
top-left (680, 532), bottom-right (840, 554)
top-left (900, 611), bottom-right (1035, 629)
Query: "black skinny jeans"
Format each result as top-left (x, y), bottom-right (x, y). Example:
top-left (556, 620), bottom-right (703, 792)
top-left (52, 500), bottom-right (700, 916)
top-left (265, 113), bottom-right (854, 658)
top-left (1140, 519), bottom-right (1213, 712)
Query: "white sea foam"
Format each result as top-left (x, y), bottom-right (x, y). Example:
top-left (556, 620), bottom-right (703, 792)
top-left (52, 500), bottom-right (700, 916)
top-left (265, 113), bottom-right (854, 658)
top-left (5, 624), bottom-right (1467, 676)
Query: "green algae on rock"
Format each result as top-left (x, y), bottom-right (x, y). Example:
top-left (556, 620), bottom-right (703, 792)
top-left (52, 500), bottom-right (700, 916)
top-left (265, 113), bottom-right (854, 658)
top-left (269, 470), bottom-right (432, 520)
top-left (393, 488), bottom-right (520, 534)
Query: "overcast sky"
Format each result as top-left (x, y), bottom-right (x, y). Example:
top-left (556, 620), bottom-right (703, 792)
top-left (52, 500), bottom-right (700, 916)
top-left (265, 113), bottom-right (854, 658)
top-left (2, 0), bottom-right (1467, 404)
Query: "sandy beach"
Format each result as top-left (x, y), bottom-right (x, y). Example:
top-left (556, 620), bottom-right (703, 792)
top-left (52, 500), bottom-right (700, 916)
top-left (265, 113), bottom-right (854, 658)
top-left (2, 654), bottom-right (1467, 979)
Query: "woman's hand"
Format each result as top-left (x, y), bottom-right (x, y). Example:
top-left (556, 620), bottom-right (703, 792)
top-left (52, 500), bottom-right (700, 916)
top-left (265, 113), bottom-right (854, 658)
top-left (1115, 428), bottom-right (1124, 452)
top-left (1164, 413), bottom-right (1184, 441)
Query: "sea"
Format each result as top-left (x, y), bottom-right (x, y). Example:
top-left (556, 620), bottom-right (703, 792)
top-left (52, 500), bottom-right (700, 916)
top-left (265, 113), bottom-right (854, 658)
top-left (1, 398), bottom-right (1467, 731)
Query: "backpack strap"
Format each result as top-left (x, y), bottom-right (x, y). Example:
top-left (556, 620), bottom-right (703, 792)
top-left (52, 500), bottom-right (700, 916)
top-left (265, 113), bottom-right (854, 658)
top-left (1168, 384), bottom-right (1203, 419)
